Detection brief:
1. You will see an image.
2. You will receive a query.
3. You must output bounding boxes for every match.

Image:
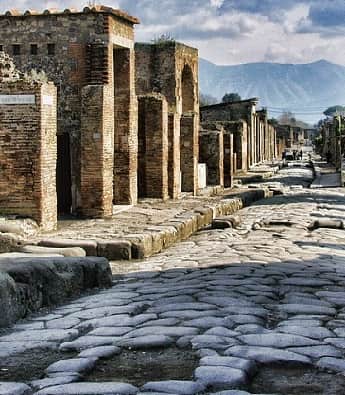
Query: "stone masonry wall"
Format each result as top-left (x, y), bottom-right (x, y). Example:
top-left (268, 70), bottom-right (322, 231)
top-left (0, 80), bottom-right (57, 230)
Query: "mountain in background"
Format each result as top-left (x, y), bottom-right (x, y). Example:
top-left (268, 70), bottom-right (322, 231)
top-left (199, 58), bottom-right (345, 125)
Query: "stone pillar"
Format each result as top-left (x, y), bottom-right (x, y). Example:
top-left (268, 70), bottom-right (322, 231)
top-left (113, 47), bottom-right (138, 205)
top-left (138, 94), bottom-right (169, 199)
top-left (0, 81), bottom-right (57, 231)
top-left (224, 131), bottom-right (234, 188)
top-left (199, 129), bottom-right (224, 187)
top-left (180, 114), bottom-right (199, 194)
top-left (168, 113), bottom-right (181, 199)
top-left (80, 85), bottom-right (114, 218)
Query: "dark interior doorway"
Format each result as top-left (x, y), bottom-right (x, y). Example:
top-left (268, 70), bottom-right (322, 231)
top-left (56, 133), bottom-right (72, 215)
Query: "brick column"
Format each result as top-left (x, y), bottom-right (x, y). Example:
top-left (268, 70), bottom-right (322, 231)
top-left (80, 85), bottom-right (114, 218)
top-left (168, 113), bottom-right (181, 199)
top-left (138, 95), bottom-right (169, 199)
top-left (113, 47), bottom-right (138, 205)
top-left (180, 114), bottom-right (198, 194)
top-left (224, 131), bottom-right (234, 188)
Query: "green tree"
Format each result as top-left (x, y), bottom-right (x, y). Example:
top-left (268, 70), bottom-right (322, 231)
top-left (323, 105), bottom-right (345, 117)
top-left (200, 93), bottom-right (218, 107)
top-left (222, 93), bottom-right (241, 103)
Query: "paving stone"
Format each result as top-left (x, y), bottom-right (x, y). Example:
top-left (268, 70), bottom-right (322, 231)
top-left (288, 345), bottom-right (342, 359)
top-left (191, 335), bottom-right (238, 351)
top-left (204, 327), bottom-right (239, 337)
top-left (278, 304), bottom-right (336, 315)
top-left (200, 356), bottom-right (256, 376)
top-left (147, 302), bottom-right (216, 314)
top-left (124, 326), bottom-right (199, 338)
top-left (139, 318), bottom-right (180, 327)
top-left (280, 278), bottom-right (333, 286)
top-left (46, 317), bottom-right (81, 329)
top-left (198, 296), bottom-right (256, 308)
top-left (78, 346), bottom-right (121, 358)
top-left (238, 333), bottom-right (321, 348)
top-left (234, 324), bottom-right (269, 334)
top-left (141, 380), bottom-right (205, 394)
top-left (46, 358), bottom-right (97, 374)
top-left (184, 317), bottom-right (227, 329)
top-left (325, 338), bottom-right (345, 348)
top-left (225, 346), bottom-right (311, 364)
top-left (31, 376), bottom-right (78, 391)
top-left (277, 319), bottom-right (323, 327)
top-left (278, 325), bottom-right (335, 340)
top-left (117, 335), bottom-right (174, 349)
top-left (210, 391), bottom-right (253, 395)
top-left (77, 314), bottom-right (157, 329)
top-left (196, 348), bottom-right (219, 357)
top-left (194, 366), bottom-right (247, 389)
top-left (160, 310), bottom-right (220, 320)
top-left (227, 315), bottom-right (264, 325)
top-left (35, 382), bottom-right (138, 394)
top-left (0, 382), bottom-right (31, 395)
top-left (88, 327), bottom-right (133, 337)
top-left (220, 306), bottom-right (268, 318)
top-left (0, 329), bottom-right (78, 343)
top-left (60, 336), bottom-right (121, 351)
top-left (317, 357), bottom-right (345, 372)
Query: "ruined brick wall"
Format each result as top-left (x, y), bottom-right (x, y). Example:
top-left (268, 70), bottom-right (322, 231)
top-left (200, 101), bottom-right (256, 123)
top-left (0, 8), bottom-right (138, 211)
top-left (138, 94), bottom-right (169, 199)
top-left (199, 129), bottom-right (224, 187)
top-left (223, 131), bottom-right (234, 188)
top-left (0, 79), bottom-right (57, 230)
top-left (226, 121), bottom-right (248, 173)
top-left (135, 42), bottom-right (199, 197)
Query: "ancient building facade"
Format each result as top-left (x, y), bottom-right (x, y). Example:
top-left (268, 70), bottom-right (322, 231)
top-left (200, 98), bottom-right (277, 174)
top-left (135, 42), bottom-right (199, 197)
top-left (0, 6), bottom-right (139, 217)
top-left (0, 53), bottom-right (57, 230)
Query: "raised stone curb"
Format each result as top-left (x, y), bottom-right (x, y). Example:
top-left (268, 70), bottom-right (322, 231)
top-left (39, 188), bottom-right (271, 261)
top-left (0, 257), bottom-right (112, 327)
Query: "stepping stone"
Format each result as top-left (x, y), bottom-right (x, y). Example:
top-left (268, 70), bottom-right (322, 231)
top-left (238, 333), bottom-right (320, 348)
top-left (60, 336), bottom-right (121, 351)
top-left (194, 366), bottom-right (246, 389)
top-left (191, 335), bottom-right (237, 350)
top-left (141, 380), bottom-right (205, 394)
top-left (35, 382), bottom-right (138, 394)
top-left (0, 382), bottom-right (31, 395)
top-left (117, 335), bottom-right (174, 349)
top-left (225, 346), bottom-right (311, 364)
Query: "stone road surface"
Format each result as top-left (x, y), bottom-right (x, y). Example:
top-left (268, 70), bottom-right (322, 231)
top-left (2, 164), bottom-right (345, 394)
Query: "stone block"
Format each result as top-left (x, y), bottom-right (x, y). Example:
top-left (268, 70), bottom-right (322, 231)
top-left (97, 240), bottom-right (132, 260)
top-left (39, 239), bottom-right (98, 256)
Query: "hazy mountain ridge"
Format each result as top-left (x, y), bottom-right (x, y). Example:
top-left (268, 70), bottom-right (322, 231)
top-left (199, 58), bottom-right (345, 123)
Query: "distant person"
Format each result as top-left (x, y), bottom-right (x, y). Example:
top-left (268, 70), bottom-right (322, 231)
top-left (293, 150), bottom-right (297, 160)
top-left (299, 150), bottom-right (303, 160)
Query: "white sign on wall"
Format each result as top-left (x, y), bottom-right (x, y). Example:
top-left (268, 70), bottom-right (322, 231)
top-left (42, 95), bottom-right (54, 106)
top-left (0, 95), bottom-right (35, 105)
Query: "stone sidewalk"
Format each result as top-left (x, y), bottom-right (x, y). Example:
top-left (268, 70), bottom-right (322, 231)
top-left (3, 166), bottom-right (345, 394)
top-left (35, 188), bottom-right (272, 261)
top-left (310, 159), bottom-right (341, 188)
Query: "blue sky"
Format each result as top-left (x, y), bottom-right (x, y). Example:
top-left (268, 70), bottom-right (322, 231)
top-left (1, 0), bottom-right (345, 65)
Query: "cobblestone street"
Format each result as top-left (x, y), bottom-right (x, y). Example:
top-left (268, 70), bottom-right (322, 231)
top-left (2, 164), bottom-right (345, 394)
